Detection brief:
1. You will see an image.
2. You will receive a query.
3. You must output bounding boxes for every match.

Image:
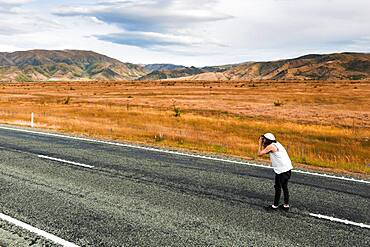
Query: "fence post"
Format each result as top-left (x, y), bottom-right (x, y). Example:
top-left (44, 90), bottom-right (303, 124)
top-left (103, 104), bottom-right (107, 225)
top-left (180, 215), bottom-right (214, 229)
top-left (31, 112), bottom-right (34, 128)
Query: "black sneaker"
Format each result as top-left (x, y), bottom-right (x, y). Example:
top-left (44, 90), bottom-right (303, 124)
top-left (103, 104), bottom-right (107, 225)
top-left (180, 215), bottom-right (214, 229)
top-left (264, 205), bottom-right (278, 211)
top-left (279, 205), bottom-right (290, 212)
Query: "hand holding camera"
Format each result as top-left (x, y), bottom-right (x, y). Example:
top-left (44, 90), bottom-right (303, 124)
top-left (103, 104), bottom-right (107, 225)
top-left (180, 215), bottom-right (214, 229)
top-left (259, 136), bottom-right (264, 147)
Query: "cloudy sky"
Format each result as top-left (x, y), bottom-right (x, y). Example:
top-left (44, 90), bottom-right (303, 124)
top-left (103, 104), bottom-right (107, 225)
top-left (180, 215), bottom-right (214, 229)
top-left (0, 0), bottom-right (369, 66)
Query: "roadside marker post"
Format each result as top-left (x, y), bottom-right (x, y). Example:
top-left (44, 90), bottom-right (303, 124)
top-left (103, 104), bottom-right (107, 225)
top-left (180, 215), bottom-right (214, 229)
top-left (31, 112), bottom-right (34, 128)
top-left (0, 125), bottom-right (369, 185)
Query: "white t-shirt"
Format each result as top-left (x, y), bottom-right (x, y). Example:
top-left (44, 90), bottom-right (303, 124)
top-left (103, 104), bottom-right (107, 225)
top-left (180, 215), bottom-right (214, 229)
top-left (269, 142), bottom-right (293, 174)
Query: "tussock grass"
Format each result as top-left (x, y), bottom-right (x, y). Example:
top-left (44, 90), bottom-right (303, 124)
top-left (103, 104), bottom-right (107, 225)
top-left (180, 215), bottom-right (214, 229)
top-left (0, 80), bottom-right (369, 175)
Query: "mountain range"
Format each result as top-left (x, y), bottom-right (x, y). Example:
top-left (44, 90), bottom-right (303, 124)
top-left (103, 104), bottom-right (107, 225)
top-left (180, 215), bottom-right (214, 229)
top-left (0, 50), bottom-right (146, 81)
top-left (0, 50), bottom-right (369, 82)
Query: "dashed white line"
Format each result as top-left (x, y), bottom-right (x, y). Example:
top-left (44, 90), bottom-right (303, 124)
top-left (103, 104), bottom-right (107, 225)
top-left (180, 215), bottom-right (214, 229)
top-left (0, 125), bottom-right (369, 184)
top-left (38, 155), bottom-right (94, 169)
top-left (309, 213), bottom-right (370, 229)
top-left (0, 125), bottom-right (369, 237)
top-left (0, 213), bottom-right (79, 247)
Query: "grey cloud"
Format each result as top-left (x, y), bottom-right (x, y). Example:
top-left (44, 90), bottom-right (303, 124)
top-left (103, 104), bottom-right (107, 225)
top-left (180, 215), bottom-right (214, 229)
top-left (95, 30), bottom-right (217, 48)
top-left (0, 0), bottom-right (32, 14)
top-left (4, 0), bottom-right (368, 65)
top-left (221, 0), bottom-right (370, 55)
top-left (0, 0), bottom-right (59, 36)
top-left (0, 23), bottom-right (23, 35)
top-left (53, 0), bottom-right (231, 48)
top-left (0, 0), bottom-right (32, 4)
top-left (54, 0), bottom-right (232, 32)
top-left (96, 33), bottom-right (186, 48)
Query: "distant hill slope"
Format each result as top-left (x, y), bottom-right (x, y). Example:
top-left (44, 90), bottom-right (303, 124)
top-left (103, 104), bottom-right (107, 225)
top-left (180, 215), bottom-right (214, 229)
top-left (171, 53), bottom-right (370, 81)
top-left (138, 67), bottom-right (206, 81)
top-left (144, 64), bottom-right (186, 73)
top-left (138, 64), bottom-right (236, 81)
top-left (0, 50), bottom-right (146, 81)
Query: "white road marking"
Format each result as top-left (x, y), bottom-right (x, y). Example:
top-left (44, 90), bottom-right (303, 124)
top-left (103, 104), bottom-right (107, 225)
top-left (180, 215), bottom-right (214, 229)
top-left (293, 169), bottom-right (369, 184)
top-left (0, 213), bottom-right (79, 247)
top-left (38, 155), bottom-right (94, 169)
top-left (0, 126), bottom-right (369, 184)
top-left (0, 125), bottom-right (369, 238)
top-left (309, 213), bottom-right (370, 229)
top-left (0, 146), bottom-right (94, 169)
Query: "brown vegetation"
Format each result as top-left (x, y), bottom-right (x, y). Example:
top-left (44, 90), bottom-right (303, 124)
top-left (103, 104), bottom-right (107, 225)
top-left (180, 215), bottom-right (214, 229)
top-left (0, 80), bottom-right (369, 176)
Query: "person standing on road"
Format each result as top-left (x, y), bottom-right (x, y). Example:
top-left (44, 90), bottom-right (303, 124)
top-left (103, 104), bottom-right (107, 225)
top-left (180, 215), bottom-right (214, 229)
top-left (257, 133), bottom-right (293, 211)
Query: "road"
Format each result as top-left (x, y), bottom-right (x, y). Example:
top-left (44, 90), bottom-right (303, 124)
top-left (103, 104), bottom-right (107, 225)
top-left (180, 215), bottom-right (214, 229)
top-left (0, 125), bottom-right (369, 246)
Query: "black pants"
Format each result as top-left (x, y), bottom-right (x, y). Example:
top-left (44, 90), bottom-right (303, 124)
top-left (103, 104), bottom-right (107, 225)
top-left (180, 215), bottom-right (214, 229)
top-left (274, 170), bottom-right (291, 206)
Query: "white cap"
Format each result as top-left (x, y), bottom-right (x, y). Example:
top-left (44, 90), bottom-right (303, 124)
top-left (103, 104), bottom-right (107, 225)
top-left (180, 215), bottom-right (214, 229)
top-left (263, 133), bottom-right (276, 141)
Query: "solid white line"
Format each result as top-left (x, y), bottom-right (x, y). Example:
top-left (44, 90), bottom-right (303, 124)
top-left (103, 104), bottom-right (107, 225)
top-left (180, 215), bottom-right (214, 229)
top-left (293, 169), bottom-right (370, 184)
top-left (309, 213), bottom-right (370, 229)
top-left (0, 126), bottom-right (369, 184)
top-left (0, 213), bottom-right (79, 247)
top-left (38, 155), bottom-right (94, 169)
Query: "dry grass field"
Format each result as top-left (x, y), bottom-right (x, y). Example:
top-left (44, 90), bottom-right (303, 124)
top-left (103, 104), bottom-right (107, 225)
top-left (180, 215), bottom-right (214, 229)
top-left (0, 80), bottom-right (369, 176)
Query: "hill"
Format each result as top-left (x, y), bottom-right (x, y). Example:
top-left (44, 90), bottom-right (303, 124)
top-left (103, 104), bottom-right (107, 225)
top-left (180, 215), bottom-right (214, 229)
top-left (0, 50), bottom-right (146, 81)
top-left (138, 66), bottom-right (205, 81)
top-left (174, 53), bottom-right (370, 81)
top-left (0, 50), bottom-right (369, 82)
top-left (138, 64), bottom-right (236, 81)
top-left (144, 64), bottom-right (186, 73)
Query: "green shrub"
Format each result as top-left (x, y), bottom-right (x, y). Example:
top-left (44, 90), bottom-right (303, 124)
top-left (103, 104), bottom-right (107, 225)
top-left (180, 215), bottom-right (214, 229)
top-left (154, 133), bottom-right (165, 142)
top-left (64, 96), bottom-right (71, 104)
top-left (274, 100), bottom-right (283, 107)
top-left (174, 106), bottom-right (181, 117)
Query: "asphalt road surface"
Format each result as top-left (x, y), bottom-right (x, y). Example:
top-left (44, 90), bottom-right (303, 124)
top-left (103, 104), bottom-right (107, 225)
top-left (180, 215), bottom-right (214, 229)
top-left (0, 125), bottom-right (369, 246)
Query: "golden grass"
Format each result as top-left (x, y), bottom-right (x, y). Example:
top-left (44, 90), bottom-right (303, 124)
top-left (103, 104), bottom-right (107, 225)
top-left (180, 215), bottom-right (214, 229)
top-left (0, 80), bottom-right (369, 176)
